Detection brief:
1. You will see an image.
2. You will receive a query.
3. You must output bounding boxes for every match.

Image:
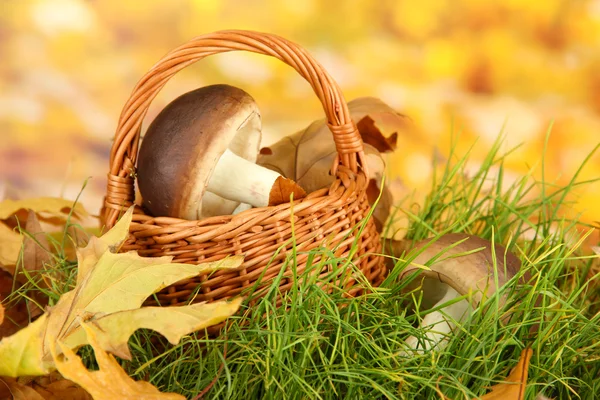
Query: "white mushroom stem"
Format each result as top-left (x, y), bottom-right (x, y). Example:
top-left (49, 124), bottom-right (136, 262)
top-left (207, 148), bottom-right (283, 207)
top-left (403, 286), bottom-right (471, 354)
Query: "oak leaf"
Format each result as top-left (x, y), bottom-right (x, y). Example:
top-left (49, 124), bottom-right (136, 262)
top-left (53, 322), bottom-right (183, 400)
top-left (0, 207), bottom-right (243, 377)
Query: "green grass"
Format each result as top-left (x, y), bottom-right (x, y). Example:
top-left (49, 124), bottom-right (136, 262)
top-left (5, 132), bottom-right (600, 399)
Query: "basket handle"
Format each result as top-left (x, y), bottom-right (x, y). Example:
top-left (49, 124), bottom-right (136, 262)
top-left (103, 30), bottom-right (367, 228)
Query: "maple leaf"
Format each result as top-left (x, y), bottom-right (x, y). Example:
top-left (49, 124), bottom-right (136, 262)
top-left (53, 322), bottom-right (183, 400)
top-left (0, 207), bottom-right (244, 377)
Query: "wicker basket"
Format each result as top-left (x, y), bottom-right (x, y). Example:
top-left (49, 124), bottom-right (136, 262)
top-left (102, 30), bottom-right (386, 306)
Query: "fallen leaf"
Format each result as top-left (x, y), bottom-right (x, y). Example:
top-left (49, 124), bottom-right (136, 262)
top-left (0, 376), bottom-right (46, 400)
top-left (0, 269), bottom-right (30, 340)
top-left (480, 348), bottom-right (533, 399)
top-left (268, 176), bottom-right (307, 206)
top-left (0, 198), bottom-right (89, 222)
top-left (0, 207), bottom-right (244, 377)
top-left (22, 210), bottom-right (54, 284)
top-left (0, 372), bottom-right (92, 400)
top-left (0, 303), bottom-right (4, 325)
top-left (0, 197), bottom-right (95, 271)
top-left (29, 377), bottom-right (92, 400)
top-left (53, 322), bottom-right (184, 400)
top-left (0, 223), bottom-right (22, 267)
top-left (436, 348), bottom-right (533, 399)
top-left (62, 299), bottom-right (242, 360)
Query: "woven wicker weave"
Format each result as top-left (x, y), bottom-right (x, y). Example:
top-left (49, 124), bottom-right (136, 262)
top-left (102, 30), bottom-right (386, 306)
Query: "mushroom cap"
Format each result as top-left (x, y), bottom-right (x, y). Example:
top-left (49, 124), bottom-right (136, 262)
top-left (137, 84), bottom-right (261, 219)
top-left (397, 233), bottom-right (522, 307)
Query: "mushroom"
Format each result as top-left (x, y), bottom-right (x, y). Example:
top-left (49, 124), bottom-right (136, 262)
top-left (384, 233), bottom-right (522, 353)
top-left (137, 84), bottom-right (306, 220)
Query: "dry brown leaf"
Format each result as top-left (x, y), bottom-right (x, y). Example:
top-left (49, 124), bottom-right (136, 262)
top-left (257, 97), bottom-right (410, 230)
top-left (0, 377), bottom-right (46, 400)
top-left (480, 348), bottom-right (533, 399)
top-left (0, 269), bottom-right (30, 340)
top-left (356, 115), bottom-right (398, 153)
top-left (0, 303), bottom-right (4, 325)
top-left (53, 322), bottom-right (184, 400)
top-left (258, 97), bottom-right (409, 193)
top-left (22, 211), bottom-right (53, 284)
top-left (268, 176), bottom-right (307, 206)
top-left (22, 210), bottom-right (55, 319)
top-left (0, 374), bottom-right (91, 400)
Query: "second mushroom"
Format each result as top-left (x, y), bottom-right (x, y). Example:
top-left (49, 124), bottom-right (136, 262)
top-left (385, 233), bottom-right (523, 353)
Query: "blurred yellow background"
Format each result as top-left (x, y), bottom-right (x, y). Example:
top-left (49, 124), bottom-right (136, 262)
top-left (1, 0), bottom-right (598, 231)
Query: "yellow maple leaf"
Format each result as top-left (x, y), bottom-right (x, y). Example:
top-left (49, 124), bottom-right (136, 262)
top-left (0, 207), bottom-right (243, 377)
top-left (53, 322), bottom-right (184, 400)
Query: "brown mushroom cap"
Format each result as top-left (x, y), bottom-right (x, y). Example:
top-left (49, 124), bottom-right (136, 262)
top-left (387, 233), bottom-right (522, 308)
top-left (137, 84), bottom-right (261, 219)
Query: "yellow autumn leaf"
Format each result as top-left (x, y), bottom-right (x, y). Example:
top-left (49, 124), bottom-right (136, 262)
top-left (62, 299), bottom-right (243, 360)
top-left (0, 222), bottom-right (22, 266)
top-left (0, 197), bottom-right (89, 221)
top-left (0, 209), bottom-right (244, 377)
top-left (0, 315), bottom-right (49, 376)
top-left (75, 206), bottom-right (133, 285)
top-left (53, 322), bottom-right (184, 400)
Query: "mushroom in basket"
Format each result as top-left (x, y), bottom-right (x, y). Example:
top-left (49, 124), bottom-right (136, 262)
top-left (137, 84), bottom-right (306, 219)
